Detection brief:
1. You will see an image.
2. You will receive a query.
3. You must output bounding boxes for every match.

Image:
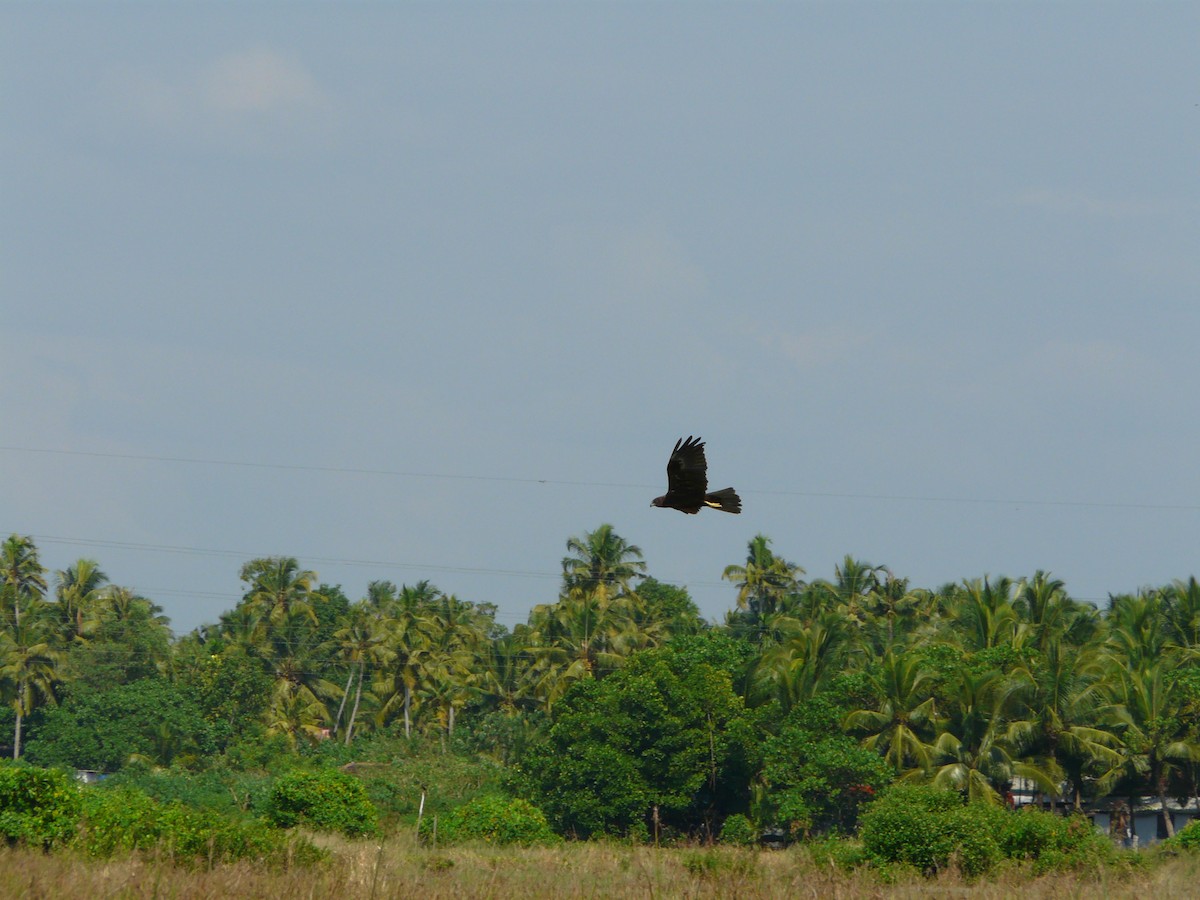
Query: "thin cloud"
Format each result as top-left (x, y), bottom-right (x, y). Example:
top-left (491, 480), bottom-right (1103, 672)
top-left (197, 47), bottom-right (327, 115)
top-left (97, 47), bottom-right (332, 151)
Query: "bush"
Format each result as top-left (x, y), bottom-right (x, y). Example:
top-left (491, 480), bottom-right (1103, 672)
top-left (423, 795), bottom-right (558, 846)
top-left (999, 807), bottom-right (1117, 874)
top-left (267, 769), bottom-right (379, 838)
top-left (157, 802), bottom-right (324, 868)
top-left (718, 813), bottom-right (756, 847)
top-left (858, 784), bottom-right (963, 875)
top-left (859, 784), bottom-right (1120, 879)
top-left (76, 786), bottom-right (165, 856)
top-left (0, 762), bottom-right (81, 849)
top-left (76, 784), bottom-right (324, 867)
top-left (1166, 818), bottom-right (1200, 851)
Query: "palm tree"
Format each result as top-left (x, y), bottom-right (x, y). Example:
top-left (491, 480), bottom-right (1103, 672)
top-left (1096, 616), bottom-right (1200, 839)
top-left (1, 535), bottom-right (47, 630)
top-left (810, 556), bottom-right (886, 627)
top-left (561, 524), bottom-right (647, 599)
top-left (53, 558), bottom-right (109, 640)
top-left (478, 628), bottom-right (537, 715)
top-left (1005, 640), bottom-right (1120, 810)
top-left (1014, 571), bottom-right (1099, 652)
top-left (861, 570), bottom-right (927, 653)
top-left (373, 582), bottom-right (441, 738)
top-left (332, 602), bottom-right (393, 744)
top-left (950, 576), bottom-right (1027, 652)
top-left (747, 611), bottom-right (849, 711)
top-left (1104, 591), bottom-right (1168, 673)
top-left (0, 619), bottom-right (64, 758)
top-left (722, 535), bottom-right (804, 623)
top-left (238, 556), bottom-right (323, 632)
top-left (845, 649), bottom-right (937, 773)
top-left (1162, 577), bottom-right (1200, 654)
top-left (927, 667), bottom-right (1061, 804)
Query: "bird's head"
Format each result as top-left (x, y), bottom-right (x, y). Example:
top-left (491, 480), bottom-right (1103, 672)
top-left (651, 496), bottom-right (665, 508)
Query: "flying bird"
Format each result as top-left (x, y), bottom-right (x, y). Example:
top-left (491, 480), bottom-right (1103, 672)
top-left (651, 436), bottom-right (742, 514)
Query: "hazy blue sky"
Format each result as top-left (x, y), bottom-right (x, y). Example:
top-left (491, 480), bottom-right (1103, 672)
top-left (4, 3), bottom-right (1198, 635)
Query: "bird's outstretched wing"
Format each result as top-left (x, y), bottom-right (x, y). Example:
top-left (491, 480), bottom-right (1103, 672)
top-left (666, 436), bottom-right (709, 507)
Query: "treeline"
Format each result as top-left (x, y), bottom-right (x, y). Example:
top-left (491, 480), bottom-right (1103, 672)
top-left (2, 528), bottom-right (1199, 843)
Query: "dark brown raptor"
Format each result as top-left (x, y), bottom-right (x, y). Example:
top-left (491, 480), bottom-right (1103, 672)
top-left (651, 436), bottom-right (741, 514)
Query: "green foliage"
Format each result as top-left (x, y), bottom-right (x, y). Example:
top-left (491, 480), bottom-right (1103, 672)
top-left (75, 782), bottom-right (325, 866)
top-left (101, 763), bottom-right (272, 818)
top-left (858, 783), bottom-right (973, 875)
top-left (266, 769), bottom-right (379, 837)
top-left (0, 762), bottom-right (81, 849)
top-left (859, 784), bottom-right (1119, 879)
top-left (760, 697), bottom-right (894, 836)
top-left (25, 678), bottom-right (216, 772)
top-left (681, 848), bottom-right (758, 879)
top-left (717, 813), bottom-right (756, 846)
top-left (423, 794), bottom-right (558, 846)
top-left (806, 836), bottom-right (870, 872)
top-left (513, 646), bottom-right (758, 838)
top-left (999, 807), bottom-right (1119, 874)
top-left (76, 785), bottom-right (166, 856)
top-left (175, 651), bottom-right (273, 749)
top-left (1162, 817), bottom-right (1200, 851)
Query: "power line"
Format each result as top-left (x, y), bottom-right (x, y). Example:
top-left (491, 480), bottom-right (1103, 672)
top-left (4, 444), bottom-right (1198, 511)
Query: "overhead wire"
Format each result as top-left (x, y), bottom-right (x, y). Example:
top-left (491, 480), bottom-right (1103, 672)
top-left (4, 444), bottom-right (1198, 511)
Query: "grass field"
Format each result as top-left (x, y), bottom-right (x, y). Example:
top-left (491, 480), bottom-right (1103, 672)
top-left (3, 835), bottom-right (1199, 900)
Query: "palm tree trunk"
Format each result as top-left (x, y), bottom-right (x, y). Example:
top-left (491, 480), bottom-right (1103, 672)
top-left (332, 667), bottom-right (355, 738)
top-left (1158, 779), bottom-right (1176, 839)
top-left (12, 707), bottom-right (21, 760)
top-left (403, 682), bottom-right (412, 739)
top-left (345, 664), bottom-right (364, 746)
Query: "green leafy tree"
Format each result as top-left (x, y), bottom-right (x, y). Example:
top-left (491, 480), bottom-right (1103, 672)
top-left (514, 646), bottom-right (756, 839)
top-left (25, 678), bottom-right (216, 772)
top-left (63, 586), bottom-right (172, 690)
top-left (760, 696), bottom-right (893, 837)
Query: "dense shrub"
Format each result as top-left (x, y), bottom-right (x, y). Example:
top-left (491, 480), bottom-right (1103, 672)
top-left (999, 806), bottom-right (1118, 874)
top-left (101, 763), bottom-right (272, 817)
top-left (76, 784), bottom-right (324, 867)
top-left (157, 802), bottom-right (325, 867)
top-left (0, 763), bottom-right (81, 849)
top-left (1163, 817), bottom-right (1200, 851)
top-left (267, 769), bottom-right (379, 837)
top-left (718, 813), bottom-right (756, 847)
top-left (858, 784), bottom-right (1006, 877)
top-left (424, 795), bottom-right (558, 846)
top-left (859, 784), bottom-right (1120, 879)
top-left (76, 786), bottom-right (165, 856)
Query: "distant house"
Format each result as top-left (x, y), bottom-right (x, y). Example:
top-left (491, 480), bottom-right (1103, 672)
top-left (1007, 778), bottom-right (1199, 846)
top-left (74, 770), bottom-right (109, 785)
top-left (1091, 798), bottom-right (1200, 847)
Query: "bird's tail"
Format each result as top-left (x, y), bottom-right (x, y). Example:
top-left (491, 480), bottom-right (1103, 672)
top-left (703, 488), bottom-right (742, 514)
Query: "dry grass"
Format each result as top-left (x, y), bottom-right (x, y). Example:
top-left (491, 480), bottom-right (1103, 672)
top-left (1, 836), bottom-right (1197, 899)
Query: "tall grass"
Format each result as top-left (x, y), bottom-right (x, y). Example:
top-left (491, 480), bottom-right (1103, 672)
top-left (1, 835), bottom-right (1198, 899)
